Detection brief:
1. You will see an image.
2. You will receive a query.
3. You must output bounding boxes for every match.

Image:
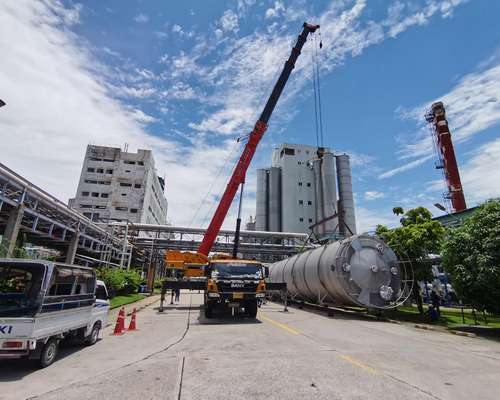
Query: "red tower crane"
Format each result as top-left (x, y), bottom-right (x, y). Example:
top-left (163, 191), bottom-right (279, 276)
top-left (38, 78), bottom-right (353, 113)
top-left (426, 101), bottom-right (467, 213)
top-left (197, 22), bottom-right (320, 255)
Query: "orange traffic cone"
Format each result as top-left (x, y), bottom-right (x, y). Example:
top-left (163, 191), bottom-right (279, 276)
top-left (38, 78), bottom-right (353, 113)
top-left (112, 307), bottom-right (126, 335)
top-left (127, 308), bottom-right (138, 331)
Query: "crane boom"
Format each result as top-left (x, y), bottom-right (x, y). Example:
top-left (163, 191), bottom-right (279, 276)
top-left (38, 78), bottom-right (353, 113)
top-left (198, 22), bottom-right (320, 255)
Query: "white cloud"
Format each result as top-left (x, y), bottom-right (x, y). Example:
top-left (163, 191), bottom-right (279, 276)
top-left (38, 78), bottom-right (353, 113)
top-left (384, 62), bottom-right (500, 178)
top-left (134, 13), bottom-right (149, 23)
top-left (448, 138), bottom-right (500, 205)
top-left (379, 155), bottom-right (433, 179)
top-left (364, 191), bottom-right (385, 201)
top-left (355, 206), bottom-right (398, 233)
top-left (0, 0), bottom-right (248, 229)
top-left (265, 1), bottom-right (285, 19)
top-left (220, 9), bottom-right (239, 33)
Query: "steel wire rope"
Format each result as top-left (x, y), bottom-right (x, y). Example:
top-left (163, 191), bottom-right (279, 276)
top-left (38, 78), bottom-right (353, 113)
top-left (187, 139), bottom-right (242, 236)
top-left (313, 33), bottom-right (325, 147)
top-left (199, 139), bottom-right (246, 229)
top-left (311, 32), bottom-right (320, 147)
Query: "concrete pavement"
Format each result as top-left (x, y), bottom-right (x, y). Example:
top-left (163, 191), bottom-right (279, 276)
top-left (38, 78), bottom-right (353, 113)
top-left (1, 292), bottom-right (499, 400)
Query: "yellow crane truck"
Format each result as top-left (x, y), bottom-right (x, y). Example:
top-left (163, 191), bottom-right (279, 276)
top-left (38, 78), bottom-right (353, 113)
top-left (161, 251), bottom-right (273, 318)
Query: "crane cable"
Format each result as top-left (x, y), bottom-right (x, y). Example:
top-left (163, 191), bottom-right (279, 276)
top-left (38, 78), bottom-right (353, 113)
top-left (187, 139), bottom-right (242, 230)
top-left (312, 31), bottom-right (324, 147)
top-left (199, 139), bottom-right (246, 228)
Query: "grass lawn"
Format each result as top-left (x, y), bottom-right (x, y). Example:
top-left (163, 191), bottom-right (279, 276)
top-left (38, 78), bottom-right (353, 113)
top-left (385, 305), bottom-right (500, 329)
top-left (110, 293), bottom-right (147, 309)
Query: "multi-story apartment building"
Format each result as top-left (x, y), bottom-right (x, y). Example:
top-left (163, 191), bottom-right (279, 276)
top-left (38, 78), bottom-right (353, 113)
top-left (69, 145), bottom-right (168, 225)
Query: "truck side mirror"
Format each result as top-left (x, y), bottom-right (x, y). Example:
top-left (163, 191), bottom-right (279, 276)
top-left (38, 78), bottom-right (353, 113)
top-left (264, 266), bottom-right (269, 278)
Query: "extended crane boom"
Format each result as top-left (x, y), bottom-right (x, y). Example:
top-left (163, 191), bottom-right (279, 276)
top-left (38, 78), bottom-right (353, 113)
top-left (198, 22), bottom-right (319, 255)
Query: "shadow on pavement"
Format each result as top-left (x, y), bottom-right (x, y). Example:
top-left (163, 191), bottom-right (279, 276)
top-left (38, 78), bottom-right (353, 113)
top-left (196, 308), bottom-right (263, 325)
top-left (0, 339), bottom-right (101, 382)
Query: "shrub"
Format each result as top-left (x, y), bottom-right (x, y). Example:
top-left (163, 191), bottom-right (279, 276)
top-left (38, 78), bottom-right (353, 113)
top-left (96, 268), bottom-right (142, 296)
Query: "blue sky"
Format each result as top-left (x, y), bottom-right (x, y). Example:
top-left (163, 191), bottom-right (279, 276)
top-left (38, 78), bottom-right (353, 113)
top-left (1, 0), bottom-right (499, 232)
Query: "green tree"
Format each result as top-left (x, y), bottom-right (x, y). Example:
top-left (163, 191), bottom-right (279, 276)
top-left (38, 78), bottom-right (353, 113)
top-left (442, 200), bottom-right (500, 314)
top-left (376, 207), bottom-right (445, 313)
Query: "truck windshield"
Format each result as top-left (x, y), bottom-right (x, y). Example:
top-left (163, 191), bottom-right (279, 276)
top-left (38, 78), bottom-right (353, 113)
top-left (211, 263), bottom-right (263, 279)
top-left (0, 263), bottom-right (45, 317)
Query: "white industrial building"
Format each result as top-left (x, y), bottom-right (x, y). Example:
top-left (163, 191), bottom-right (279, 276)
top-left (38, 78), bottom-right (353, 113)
top-left (69, 145), bottom-right (168, 225)
top-left (255, 143), bottom-right (356, 238)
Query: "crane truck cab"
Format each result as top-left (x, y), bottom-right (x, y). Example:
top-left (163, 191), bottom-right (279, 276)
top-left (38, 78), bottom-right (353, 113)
top-left (204, 258), bottom-right (267, 318)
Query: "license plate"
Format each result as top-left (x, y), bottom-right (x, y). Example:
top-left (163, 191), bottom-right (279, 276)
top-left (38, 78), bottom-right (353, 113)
top-left (233, 292), bottom-right (244, 300)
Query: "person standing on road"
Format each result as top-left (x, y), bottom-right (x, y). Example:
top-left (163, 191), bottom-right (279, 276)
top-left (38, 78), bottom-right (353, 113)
top-left (431, 289), bottom-right (441, 315)
top-left (175, 287), bottom-right (181, 302)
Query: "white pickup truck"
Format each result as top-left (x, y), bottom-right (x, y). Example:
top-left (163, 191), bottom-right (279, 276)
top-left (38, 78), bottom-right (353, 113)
top-left (0, 259), bottom-right (109, 367)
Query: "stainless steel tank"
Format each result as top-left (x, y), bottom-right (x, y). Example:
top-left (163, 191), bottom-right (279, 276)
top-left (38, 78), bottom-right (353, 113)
top-left (335, 154), bottom-right (357, 236)
top-left (255, 168), bottom-right (268, 231)
top-left (268, 235), bottom-right (405, 309)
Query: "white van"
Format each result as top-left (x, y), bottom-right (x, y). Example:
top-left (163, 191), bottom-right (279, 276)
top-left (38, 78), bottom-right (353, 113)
top-left (0, 259), bottom-right (109, 367)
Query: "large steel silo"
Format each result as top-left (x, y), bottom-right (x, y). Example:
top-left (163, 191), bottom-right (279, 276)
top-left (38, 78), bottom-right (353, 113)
top-left (255, 168), bottom-right (269, 231)
top-left (320, 152), bottom-right (338, 236)
top-left (335, 154), bottom-right (357, 236)
top-left (268, 167), bottom-right (281, 232)
top-left (268, 235), bottom-right (406, 309)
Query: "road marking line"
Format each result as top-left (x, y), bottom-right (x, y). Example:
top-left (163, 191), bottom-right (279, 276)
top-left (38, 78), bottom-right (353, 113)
top-left (339, 355), bottom-right (379, 375)
top-left (260, 314), bottom-right (300, 335)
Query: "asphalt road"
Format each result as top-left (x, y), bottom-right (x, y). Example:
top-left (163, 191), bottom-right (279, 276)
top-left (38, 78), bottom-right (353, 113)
top-left (1, 293), bottom-right (499, 400)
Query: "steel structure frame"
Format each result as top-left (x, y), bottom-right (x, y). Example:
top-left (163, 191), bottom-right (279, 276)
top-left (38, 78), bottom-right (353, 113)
top-left (0, 162), bottom-right (125, 264)
top-left (104, 223), bottom-right (314, 263)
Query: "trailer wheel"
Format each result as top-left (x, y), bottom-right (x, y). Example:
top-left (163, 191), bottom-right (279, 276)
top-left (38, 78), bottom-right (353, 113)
top-left (204, 304), bottom-right (213, 319)
top-left (39, 338), bottom-right (58, 368)
top-left (246, 300), bottom-right (258, 318)
top-left (86, 322), bottom-right (101, 346)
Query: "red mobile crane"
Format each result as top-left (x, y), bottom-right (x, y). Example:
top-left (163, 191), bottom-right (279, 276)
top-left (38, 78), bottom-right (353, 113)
top-left (426, 102), bottom-right (467, 213)
top-left (198, 22), bottom-right (320, 255)
top-left (161, 23), bottom-right (319, 317)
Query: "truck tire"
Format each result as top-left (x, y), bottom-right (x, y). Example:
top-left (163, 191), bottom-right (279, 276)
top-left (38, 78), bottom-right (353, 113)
top-left (86, 322), bottom-right (101, 346)
top-left (39, 338), bottom-right (58, 368)
top-left (246, 300), bottom-right (258, 318)
top-left (204, 303), bottom-right (213, 319)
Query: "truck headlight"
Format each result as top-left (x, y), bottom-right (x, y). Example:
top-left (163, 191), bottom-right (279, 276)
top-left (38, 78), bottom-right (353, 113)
top-left (256, 293), bottom-right (266, 298)
top-left (208, 292), bottom-right (220, 298)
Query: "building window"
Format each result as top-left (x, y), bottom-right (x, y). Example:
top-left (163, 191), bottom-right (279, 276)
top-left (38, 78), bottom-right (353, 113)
top-left (103, 159), bottom-right (114, 163)
top-left (106, 169), bottom-right (113, 174)
top-left (84, 179), bottom-right (97, 184)
top-left (91, 192), bottom-right (99, 197)
top-left (96, 168), bottom-right (104, 173)
top-left (299, 200), bottom-right (303, 205)
top-left (130, 208), bottom-right (138, 213)
top-left (121, 193), bottom-right (127, 196)
top-left (137, 161), bottom-right (144, 166)
top-left (120, 183), bottom-right (132, 187)
top-left (308, 218), bottom-right (313, 223)
top-left (101, 193), bottom-right (109, 198)
top-left (308, 200), bottom-right (312, 205)
top-left (305, 150), bottom-right (310, 154)
top-left (92, 213), bottom-right (100, 221)
top-left (87, 167), bottom-right (95, 173)
top-left (124, 160), bottom-right (136, 165)
top-left (83, 212), bottom-right (92, 219)
top-left (95, 205), bottom-right (106, 209)
top-left (82, 191), bottom-right (89, 197)
top-left (80, 204), bottom-right (92, 208)
top-left (307, 182), bottom-right (311, 187)
top-left (134, 184), bottom-right (142, 189)
top-left (115, 206), bottom-right (128, 211)
top-left (299, 217), bottom-right (304, 222)
top-left (298, 182), bottom-right (303, 186)
top-left (125, 170), bottom-right (131, 173)
top-left (101, 181), bottom-right (111, 185)
top-left (298, 161), bottom-right (302, 165)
